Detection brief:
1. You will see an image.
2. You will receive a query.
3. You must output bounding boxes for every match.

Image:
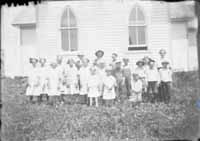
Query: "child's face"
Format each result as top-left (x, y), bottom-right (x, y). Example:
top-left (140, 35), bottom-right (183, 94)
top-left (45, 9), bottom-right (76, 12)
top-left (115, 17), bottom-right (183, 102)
top-left (137, 63), bottom-right (143, 68)
top-left (51, 64), bottom-right (57, 69)
top-left (68, 60), bottom-right (74, 66)
top-left (97, 52), bottom-right (103, 58)
top-left (149, 62), bottom-right (155, 68)
top-left (162, 63), bottom-right (168, 68)
top-left (91, 69), bottom-right (96, 75)
top-left (106, 70), bottom-right (112, 76)
top-left (123, 59), bottom-right (129, 65)
top-left (116, 62), bottom-right (121, 68)
top-left (160, 51), bottom-right (166, 58)
top-left (133, 74), bottom-right (139, 81)
top-left (112, 54), bottom-right (117, 60)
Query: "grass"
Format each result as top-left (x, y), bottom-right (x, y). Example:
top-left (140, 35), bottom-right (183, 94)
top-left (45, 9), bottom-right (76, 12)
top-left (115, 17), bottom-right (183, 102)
top-left (1, 71), bottom-right (200, 141)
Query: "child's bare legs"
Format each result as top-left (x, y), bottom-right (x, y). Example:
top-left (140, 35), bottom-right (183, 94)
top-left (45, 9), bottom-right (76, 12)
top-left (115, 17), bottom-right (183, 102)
top-left (89, 97), bottom-right (93, 106)
top-left (95, 97), bottom-right (98, 107)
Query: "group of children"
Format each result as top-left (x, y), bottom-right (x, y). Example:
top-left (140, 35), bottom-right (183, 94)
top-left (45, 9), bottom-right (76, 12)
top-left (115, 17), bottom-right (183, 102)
top-left (26, 49), bottom-right (173, 107)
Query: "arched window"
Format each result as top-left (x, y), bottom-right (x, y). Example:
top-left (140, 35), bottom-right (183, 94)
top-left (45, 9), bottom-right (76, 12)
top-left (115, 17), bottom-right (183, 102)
top-left (128, 5), bottom-right (147, 50)
top-left (61, 7), bottom-right (78, 51)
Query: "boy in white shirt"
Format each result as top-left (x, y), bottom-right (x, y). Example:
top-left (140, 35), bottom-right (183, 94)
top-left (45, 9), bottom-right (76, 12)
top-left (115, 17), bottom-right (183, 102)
top-left (129, 73), bottom-right (143, 106)
top-left (159, 61), bottom-right (173, 104)
top-left (146, 59), bottom-right (160, 103)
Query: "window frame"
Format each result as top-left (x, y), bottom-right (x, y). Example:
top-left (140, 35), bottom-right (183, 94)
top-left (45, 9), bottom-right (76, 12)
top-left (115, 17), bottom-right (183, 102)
top-left (20, 24), bottom-right (36, 46)
top-left (60, 7), bottom-right (78, 52)
top-left (128, 5), bottom-right (147, 51)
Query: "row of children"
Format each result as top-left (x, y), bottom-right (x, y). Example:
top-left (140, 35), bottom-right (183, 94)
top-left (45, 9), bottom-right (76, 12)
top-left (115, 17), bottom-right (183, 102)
top-left (26, 49), bottom-right (173, 106)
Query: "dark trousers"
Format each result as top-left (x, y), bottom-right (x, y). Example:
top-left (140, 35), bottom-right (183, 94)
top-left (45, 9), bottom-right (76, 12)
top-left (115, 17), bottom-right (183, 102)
top-left (159, 81), bottom-right (171, 104)
top-left (147, 81), bottom-right (158, 103)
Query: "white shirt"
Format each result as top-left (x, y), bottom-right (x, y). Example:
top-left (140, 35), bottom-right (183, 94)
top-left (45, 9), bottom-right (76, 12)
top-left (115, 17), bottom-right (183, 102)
top-left (146, 67), bottom-right (160, 82)
top-left (159, 68), bottom-right (172, 82)
top-left (64, 65), bottom-right (78, 84)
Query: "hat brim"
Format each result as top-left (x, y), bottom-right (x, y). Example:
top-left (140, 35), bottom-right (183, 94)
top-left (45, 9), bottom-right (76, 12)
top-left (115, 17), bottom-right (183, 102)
top-left (136, 61), bottom-right (144, 65)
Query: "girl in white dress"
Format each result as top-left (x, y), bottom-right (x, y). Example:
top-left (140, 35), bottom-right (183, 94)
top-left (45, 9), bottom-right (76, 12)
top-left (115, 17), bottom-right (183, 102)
top-left (48, 62), bottom-right (60, 104)
top-left (129, 73), bottom-right (143, 105)
top-left (38, 58), bottom-right (49, 103)
top-left (63, 59), bottom-right (79, 95)
top-left (102, 66), bottom-right (117, 107)
top-left (88, 67), bottom-right (101, 107)
top-left (26, 58), bottom-right (41, 103)
top-left (79, 58), bottom-right (90, 104)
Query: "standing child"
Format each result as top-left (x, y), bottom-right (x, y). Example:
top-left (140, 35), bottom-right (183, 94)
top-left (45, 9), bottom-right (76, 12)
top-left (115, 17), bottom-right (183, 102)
top-left (134, 60), bottom-right (147, 102)
top-left (26, 58), bottom-right (39, 103)
top-left (159, 61), bottom-right (172, 104)
top-left (102, 66), bottom-right (117, 107)
top-left (122, 58), bottom-right (132, 98)
top-left (79, 58), bottom-right (90, 104)
top-left (26, 58), bottom-right (41, 103)
top-left (87, 67), bottom-right (101, 107)
top-left (38, 58), bottom-right (49, 103)
top-left (146, 60), bottom-right (160, 103)
top-left (48, 62), bottom-right (60, 105)
top-left (129, 73), bottom-right (143, 106)
top-left (63, 58), bottom-right (79, 95)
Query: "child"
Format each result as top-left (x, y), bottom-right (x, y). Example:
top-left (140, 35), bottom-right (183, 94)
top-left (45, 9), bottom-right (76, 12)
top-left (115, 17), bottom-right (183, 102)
top-left (129, 73), bottom-right (143, 106)
top-left (48, 62), bottom-right (60, 105)
top-left (122, 58), bottom-right (132, 98)
top-left (26, 58), bottom-right (41, 103)
top-left (38, 58), bottom-right (49, 103)
top-left (87, 67), bottom-right (101, 107)
top-left (63, 58), bottom-right (79, 95)
top-left (79, 58), bottom-right (90, 104)
top-left (102, 66), bottom-right (117, 107)
top-left (112, 59), bottom-right (126, 103)
top-left (146, 60), bottom-right (160, 103)
top-left (159, 61), bottom-right (172, 104)
top-left (134, 60), bottom-right (147, 101)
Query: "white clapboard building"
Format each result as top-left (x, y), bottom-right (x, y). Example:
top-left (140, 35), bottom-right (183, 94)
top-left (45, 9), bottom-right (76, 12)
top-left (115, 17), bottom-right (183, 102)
top-left (1, 0), bottom-right (198, 77)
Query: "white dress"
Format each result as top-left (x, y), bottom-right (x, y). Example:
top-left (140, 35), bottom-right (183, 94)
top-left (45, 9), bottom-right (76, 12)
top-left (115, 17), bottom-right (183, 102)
top-left (48, 67), bottom-right (60, 96)
top-left (64, 65), bottom-right (79, 95)
top-left (79, 66), bottom-right (90, 95)
top-left (88, 74), bottom-right (101, 98)
top-left (38, 65), bottom-right (49, 94)
top-left (26, 66), bottom-right (41, 96)
top-left (102, 75), bottom-right (117, 100)
top-left (129, 79), bottom-right (143, 102)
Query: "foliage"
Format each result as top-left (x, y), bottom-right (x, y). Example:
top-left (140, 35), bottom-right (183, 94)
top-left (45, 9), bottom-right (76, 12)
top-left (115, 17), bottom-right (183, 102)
top-left (1, 71), bottom-right (200, 141)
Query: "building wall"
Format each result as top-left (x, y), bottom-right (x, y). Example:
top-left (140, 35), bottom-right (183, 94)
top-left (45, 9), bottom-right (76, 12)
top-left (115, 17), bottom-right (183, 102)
top-left (2, 1), bottom-right (184, 77)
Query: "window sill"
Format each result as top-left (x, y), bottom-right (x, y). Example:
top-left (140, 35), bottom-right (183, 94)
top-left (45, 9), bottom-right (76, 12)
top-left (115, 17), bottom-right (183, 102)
top-left (128, 46), bottom-right (147, 51)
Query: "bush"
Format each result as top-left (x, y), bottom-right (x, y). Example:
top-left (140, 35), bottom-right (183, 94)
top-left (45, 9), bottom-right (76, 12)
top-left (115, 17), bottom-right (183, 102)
top-left (1, 71), bottom-right (200, 141)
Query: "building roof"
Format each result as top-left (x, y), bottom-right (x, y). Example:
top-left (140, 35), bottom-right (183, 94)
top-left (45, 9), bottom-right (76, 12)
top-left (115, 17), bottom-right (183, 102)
top-left (12, 6), bottom-right (36, 26)
top-left (169, 1), bottom-right (195, 21)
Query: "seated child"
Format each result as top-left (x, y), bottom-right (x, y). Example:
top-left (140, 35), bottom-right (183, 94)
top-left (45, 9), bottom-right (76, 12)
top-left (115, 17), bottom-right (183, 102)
top-left (146, 59), bottom-right (160, 103)
top-left (159, 61), bottom-right (172, 104)
top-left (87, 67), bottom-right (101, 107)
top-left (102, 66), bottom-right (117, 107)
top-left (129, 73), bottom-right (143, 105)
